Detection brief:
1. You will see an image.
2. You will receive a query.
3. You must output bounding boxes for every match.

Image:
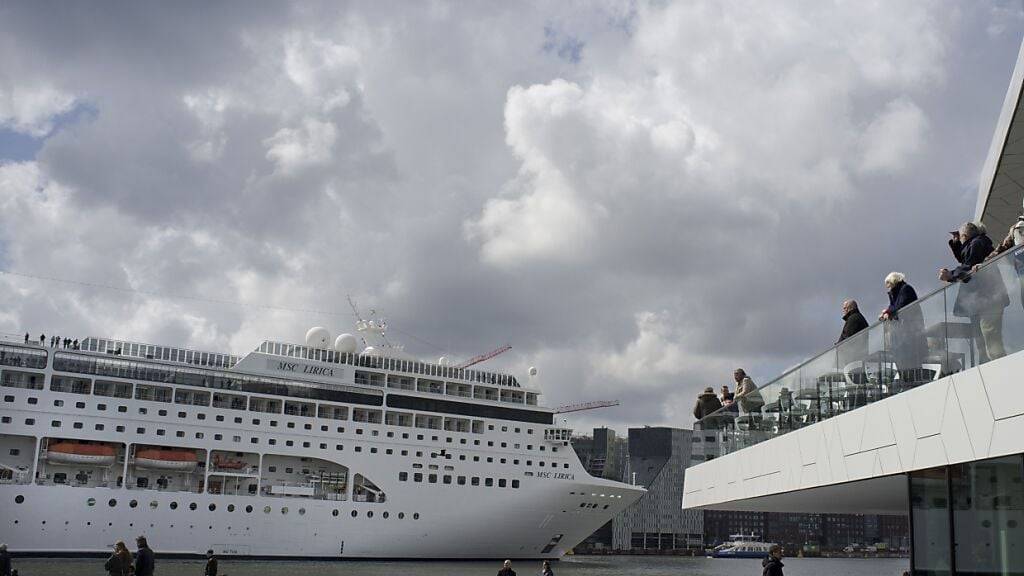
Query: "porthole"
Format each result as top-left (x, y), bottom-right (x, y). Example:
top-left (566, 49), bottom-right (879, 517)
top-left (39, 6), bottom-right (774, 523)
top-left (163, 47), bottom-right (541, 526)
top-left (398, 512), bottom-right (405, 519)
top-left (227, 504), bottom-right (235, 512)
top-left (108, 499), bottom-right (117, 507)
top-left (170, 502), bottom-right (178, 510)
top-left (382, 511), bottom-right (389, 519)
top-left (263, 506), bottom-right (272, 514)
top-left (298, 508), bottom-right (306, 516)
top-left (332, 509), bottom-right (339, 517)
top-left (189, 502), bottom-right (197, 511)
top-left (129, 500), bottom-right (138, 508)
top-left (351, 510), bottom-right (357, 518)
top-left (87, 498), bottom-right (96, 507)
top-left (15, 495), bottom-right (24, 504)
top-left (150, 501), bottom-right (158, 509)
top-left (413, 513), bottom-right (420, 520)
top-left (245, 505), bottom-right (253, 513)
top-left (209, 503), bottom-right (216, 511)
top-left (281, 507), bottom-right (289, 515)
top-left (367, 511), bottom-right (373, 518)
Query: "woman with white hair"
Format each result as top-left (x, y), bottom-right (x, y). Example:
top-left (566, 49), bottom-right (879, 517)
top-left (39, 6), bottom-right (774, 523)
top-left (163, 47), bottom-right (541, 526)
top-left (880, 272), bottom-right (928, 385)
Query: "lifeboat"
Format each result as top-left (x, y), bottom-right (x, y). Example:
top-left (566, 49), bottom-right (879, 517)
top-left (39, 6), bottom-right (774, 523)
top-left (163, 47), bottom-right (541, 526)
top-left (47, 442), bottom-right (117, 466)
top-left (135, 448), bottom-right (198, 472)
top-left (211, 454), bottom-right (247, 470)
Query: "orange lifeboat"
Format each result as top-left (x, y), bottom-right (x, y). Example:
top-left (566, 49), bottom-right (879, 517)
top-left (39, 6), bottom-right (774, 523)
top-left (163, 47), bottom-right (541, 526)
top-left (212, 454), bottom-right (247, 470)
top-left (135, 448), bottom-right (198, 472)
top-left (47, 441), bottom-right (117, 466)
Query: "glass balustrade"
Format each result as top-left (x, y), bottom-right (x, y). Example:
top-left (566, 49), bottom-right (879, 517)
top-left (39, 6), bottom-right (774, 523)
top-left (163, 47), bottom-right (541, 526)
top-left (698, 244), bottom-right (1024, 458)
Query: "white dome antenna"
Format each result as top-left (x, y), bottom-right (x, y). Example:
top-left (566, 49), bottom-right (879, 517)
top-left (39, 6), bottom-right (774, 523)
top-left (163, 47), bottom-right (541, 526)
top-left (335, 334), bottom-right (358, 354)
top-left (305, 327), bottom-right (331, 348)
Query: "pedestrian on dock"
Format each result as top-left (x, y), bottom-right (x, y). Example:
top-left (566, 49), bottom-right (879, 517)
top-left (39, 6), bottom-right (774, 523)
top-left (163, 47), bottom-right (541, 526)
top-left (541, 560), bottom-right (554, 576)
top-left (0, 543), bottom-right (11, 576)
top-left (205, 549), bottom-right (218, 576)
top-left (134, 535), bottom-right (155, 576)
top-left (762, 544), bottom-right (784, 576)
top-left (497, 559), bottom-right (516, 576)
top-left (104, 541), bottom-right (132, 576)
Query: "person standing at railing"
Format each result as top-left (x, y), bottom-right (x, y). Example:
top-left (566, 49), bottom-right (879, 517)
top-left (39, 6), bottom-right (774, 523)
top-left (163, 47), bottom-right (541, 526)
top-left (694, 387), bottom-right (724, 423)
top-left (879, 272), bottom-right (928, 385)
top-left (941, 221), bottom-right (1009, 363)
top-left (838, 299), bottom-right (869, 344)
top-left (734, 369), bottom-right (764, 421)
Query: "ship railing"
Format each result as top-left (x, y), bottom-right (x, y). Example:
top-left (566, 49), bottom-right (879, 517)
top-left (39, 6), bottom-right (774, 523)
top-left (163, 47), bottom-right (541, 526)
top-left (696, 245), bottom-right (1024, 459)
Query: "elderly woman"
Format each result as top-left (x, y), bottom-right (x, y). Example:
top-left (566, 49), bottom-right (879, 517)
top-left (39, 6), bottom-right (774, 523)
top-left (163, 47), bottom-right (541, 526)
top-left (880, 272), bottom-right (928, 384)
top-left (941, 221), bottom-right (1009, 362)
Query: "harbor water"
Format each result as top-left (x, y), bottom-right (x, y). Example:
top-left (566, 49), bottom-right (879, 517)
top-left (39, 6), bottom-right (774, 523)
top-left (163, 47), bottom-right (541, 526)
top-left (11, 555), bottom-right (908, 576)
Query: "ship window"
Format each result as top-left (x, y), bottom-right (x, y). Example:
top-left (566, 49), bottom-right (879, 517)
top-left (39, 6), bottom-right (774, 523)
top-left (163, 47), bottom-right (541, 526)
top-left (268, 439), bottom-right (276, 445)
top-left (473, 456), bottom-right (479, 462)
top-left (471, 477), bottom-right (480, 486)
top-left (0, 417), bottom-right (9, 424)
top-left (399, 472), bottom-right (408, 481)
top-left (73, 422), bottom-right (83, 429)
top-left (498, 479), bottom-right (507, 488)
top-left (367, 511), bottom-right (374, 518)
top-left (457, 476), bottom-right (466, 485)
top-left (264, 506), bottom-right (271, 514)
top-left (511, 480), bottom-right (520, 488)
top-left (214, 434), bottom-right (223, 440)
top-left (351, 510), bottom-right (357, 518)
top-left (413, 513), bottom-right (419, 520)
top-left (332, 509), bottom-right (339, 517)
top-left (355, 446), bottom-right (362, 453)
top-left (428, 474), bottom-right (437, 483)
top-left (117, 406), bottom-right (126, 412)
top-left (87, 498), bottom-right (96, 506)
top-left (195, 432), bottom-right (203, 439)
top-left (336, 444), bottom-right (343, 450)
top-left (485, 478), bottom-right (494, 487)
top-left (443, 475), bottom-right (452, 484)
top-left (116, 425), bottom-right (124, 432)
top-left (413, 473), bottom-right (423, 482)
top-left (51, 420), bottom-right (60, 427)
top-left (285, 440), bottom-right (293, 447)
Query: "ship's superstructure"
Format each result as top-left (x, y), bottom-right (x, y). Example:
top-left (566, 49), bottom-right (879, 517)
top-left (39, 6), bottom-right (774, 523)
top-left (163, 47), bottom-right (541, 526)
top-left (0, 322), bottom-right (643, 558)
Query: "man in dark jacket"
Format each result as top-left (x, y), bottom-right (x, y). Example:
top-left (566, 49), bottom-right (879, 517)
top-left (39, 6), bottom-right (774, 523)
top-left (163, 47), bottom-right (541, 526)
top-left (204, 550), bottom-right (218, 576)
top-left (941, 222), bottom-right (1009, 362)
top-left (838, 299), bottom-right (868, 343)
top-left (134, 536), bottom-right (155, 576)
top-left (0, 543), bottom-right (11, 576)
top-left (497, 559), bottom-right (516, 576)
top-left (693, 387), bottom-right (724, 421)
top-left (762, 544), bottom-right (784, 576)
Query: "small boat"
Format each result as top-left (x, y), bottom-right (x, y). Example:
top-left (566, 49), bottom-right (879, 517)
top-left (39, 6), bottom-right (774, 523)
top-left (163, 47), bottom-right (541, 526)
top-left (135, 448), bottom-right (198, 471)
top-left (711, 534), bottom-right (776, 559)
top-left (212, 454), bottom-right (247, 470)
top-left (46, 441), bottom-right (116, 466)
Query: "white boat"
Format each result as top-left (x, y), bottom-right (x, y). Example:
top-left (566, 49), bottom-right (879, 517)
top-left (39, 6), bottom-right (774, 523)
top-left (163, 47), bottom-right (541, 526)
top-left (0, 320), bottom-right (644, 558)
top-left (711, 533), bottom-right (776, 558)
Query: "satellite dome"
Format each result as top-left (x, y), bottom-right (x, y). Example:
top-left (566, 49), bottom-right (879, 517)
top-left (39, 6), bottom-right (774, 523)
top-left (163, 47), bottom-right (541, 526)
top-left (305, 327), bottom-right (331, 348)
top-left (528, 366), bottom-right (538, 376)
top-left (438, 356), bottom-right (450, 366)
top-left (362, 346), bottom-right (377, 356)
top-left (334, 333), bottom-right (358, 354)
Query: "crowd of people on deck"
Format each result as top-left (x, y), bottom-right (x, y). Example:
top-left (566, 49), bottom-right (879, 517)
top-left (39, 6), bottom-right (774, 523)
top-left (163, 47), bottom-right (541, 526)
top-left (694, 216), bottom-right (1024, 427)
top-left (21, 332), bottom-right (80, 350)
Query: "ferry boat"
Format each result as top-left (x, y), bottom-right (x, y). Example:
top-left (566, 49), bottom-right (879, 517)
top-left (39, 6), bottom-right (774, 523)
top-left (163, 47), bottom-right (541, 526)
top-left (710, 534), bottom-right (776, 558)
top-left (0, 320), bottom-right (644, 558)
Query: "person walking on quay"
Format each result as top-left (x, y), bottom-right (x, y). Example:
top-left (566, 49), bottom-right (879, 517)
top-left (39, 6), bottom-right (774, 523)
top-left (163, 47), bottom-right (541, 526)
top-left (497, 559), bottom-right (516, 576)
top-left (204, 549), bottom-right (218, 576)
top-left (541, 560), bottom-right (554, 576)
top-left (762, 544), bottom-right (784, 576)
top-left (0, 543), bottom-right (11, 576)
top-left (104, 541), bottom-right (132, 576)
top-left (134, 535), bottom-right (155, 576)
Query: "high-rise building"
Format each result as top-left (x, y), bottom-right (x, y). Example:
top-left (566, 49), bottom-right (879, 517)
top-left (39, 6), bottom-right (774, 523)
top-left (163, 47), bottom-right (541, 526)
top-left (611, 427), bottom-right (704, 551)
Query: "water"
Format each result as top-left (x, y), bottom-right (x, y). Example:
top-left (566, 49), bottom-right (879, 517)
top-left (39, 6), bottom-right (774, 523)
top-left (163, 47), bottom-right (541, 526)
top-left (11, 555), bottom-right (908, 576)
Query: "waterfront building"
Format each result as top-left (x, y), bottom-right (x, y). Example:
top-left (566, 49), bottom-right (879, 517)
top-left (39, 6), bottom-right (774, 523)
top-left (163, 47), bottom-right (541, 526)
top-left (684, 38), bottom-right (1024, 576)
top-left (571, 427), bottom-right (628, 481)
top-left (611, 427), bottom-right (704, 551)
top-left (0, 322), bottom-right (644, 558)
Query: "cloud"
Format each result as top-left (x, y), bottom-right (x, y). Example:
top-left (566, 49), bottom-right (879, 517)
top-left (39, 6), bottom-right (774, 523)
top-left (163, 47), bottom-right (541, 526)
top-left (0, 1), bottom-right (1019, 436)
top-left (0, 83), bottom-right (76, 137)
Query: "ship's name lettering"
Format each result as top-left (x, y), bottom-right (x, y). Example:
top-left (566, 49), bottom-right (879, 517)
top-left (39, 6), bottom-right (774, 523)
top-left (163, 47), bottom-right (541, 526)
top-left (276, 361), bottom-right (335, 377)
top-left (535, 471), bottom-right (575, 480)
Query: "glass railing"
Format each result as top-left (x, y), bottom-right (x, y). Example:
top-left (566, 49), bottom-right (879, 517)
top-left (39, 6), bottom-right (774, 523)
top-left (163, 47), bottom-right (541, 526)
top-left (697, 243), bottom-right (1024, 459)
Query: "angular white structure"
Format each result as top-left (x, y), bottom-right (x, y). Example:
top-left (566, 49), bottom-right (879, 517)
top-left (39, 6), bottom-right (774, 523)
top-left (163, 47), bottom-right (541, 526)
top-left (684, 38), bottom-right (1024, 576)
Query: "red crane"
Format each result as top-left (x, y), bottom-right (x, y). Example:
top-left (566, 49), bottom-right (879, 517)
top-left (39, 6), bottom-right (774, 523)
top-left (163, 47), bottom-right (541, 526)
top-left (454, 344), bottom-right (512, 369)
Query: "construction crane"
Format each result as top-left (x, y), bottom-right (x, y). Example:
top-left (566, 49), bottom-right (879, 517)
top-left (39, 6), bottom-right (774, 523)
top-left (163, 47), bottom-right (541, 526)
top-left (454, 344), bottom-right (512, 369)
top-left (554, 400), bottom-right (620, 414)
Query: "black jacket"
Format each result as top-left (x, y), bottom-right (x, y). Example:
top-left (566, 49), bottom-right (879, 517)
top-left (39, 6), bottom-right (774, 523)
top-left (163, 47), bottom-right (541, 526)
top-left (104, 553), bottom-right (131, 576)
top-left (762, 555), bottom-right (784, 576)
top-left (497, 569), bottom-right (517, 576)
top-left (838, 309), bottom-right (868, 343)
top-left (885, 281), bottom-right (918, 319)
top-left (0, 549), bottom-right (10, 576)
top-left (205, 557), bottom-right (218, 576)
top-left (135, 546), bottom-right (155, 576)
top-left (949, 233), bottom-right (1010, 317)
top-left (693, 392), bottom-right (723, 420)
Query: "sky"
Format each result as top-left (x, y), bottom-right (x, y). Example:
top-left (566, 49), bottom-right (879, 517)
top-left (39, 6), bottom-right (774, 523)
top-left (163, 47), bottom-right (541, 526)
top-left (1, 1), bottom-right (1023, 435)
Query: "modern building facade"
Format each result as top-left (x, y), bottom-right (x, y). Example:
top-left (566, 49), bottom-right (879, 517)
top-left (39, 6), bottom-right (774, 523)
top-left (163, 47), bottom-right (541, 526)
top-left (683, 37), bottom-right (1024, 576)
top-left (613, 427), bottom-right (704, 551)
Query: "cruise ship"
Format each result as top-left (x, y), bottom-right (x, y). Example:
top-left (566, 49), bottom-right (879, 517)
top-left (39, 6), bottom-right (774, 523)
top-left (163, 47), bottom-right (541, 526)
top-left (0, 319), bottom-right (644, 558)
